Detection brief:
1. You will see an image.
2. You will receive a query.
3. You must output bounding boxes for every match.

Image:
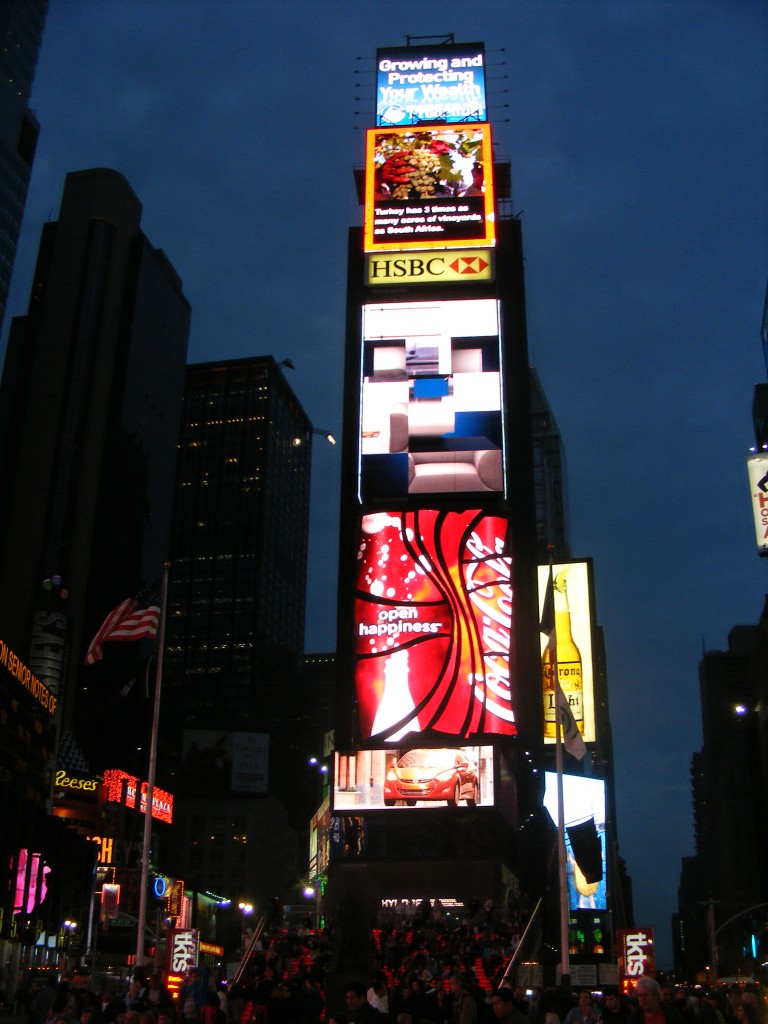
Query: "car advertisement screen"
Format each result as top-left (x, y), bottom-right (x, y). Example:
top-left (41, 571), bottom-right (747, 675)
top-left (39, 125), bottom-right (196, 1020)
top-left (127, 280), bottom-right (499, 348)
top-left (360, 299), bottom-right (503, 502)
top-left (353, 509), bottom-right (515, 742)
top-left (364, 125), bottom-right (495, 252)
top-left (544, 772), bottom-right (607, 911)
top-left (376, 42), bottom-right (487, 126)
top-left (538, 561), bottom-right (595, 745)
top-left (334, 745), bottom-right (494, 810)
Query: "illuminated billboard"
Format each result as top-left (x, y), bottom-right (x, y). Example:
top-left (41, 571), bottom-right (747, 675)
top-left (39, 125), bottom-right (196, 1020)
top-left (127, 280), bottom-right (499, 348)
top-left (334, 745), bottom-right (494, 809)
top-left (618, 928), bottom-right (655, 982)
top-left (376, 42), bottom-right (487, 126)
top-left (360, 299), bottom-right (503, 502)
top-left (364, 125), bottom-right (495, 252)
top-left (538, 561), bottom-right (595, 745)
top-left (747, 453), bottom-right (768, 555)
top-left (544, 772), bottom-right (607, 911)
top-left (354, 509), bottom-right (515, 742)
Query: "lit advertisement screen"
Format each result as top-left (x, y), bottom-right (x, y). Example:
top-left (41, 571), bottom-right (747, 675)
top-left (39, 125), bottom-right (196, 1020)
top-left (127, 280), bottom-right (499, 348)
top-left (334, 745), bottom-right (494, 810)
top-left (364, 125), bottom-right (495, 252)
top-left (354, 509), bottom-right (515, 742)
top-left (538, 561), bottom-right (595, 745)
top-left (360, 299), bottom-right (503, 502)
top-left (747, 452), bottom-right (768, 555)
top-left (376, 43), bottom-right (487, 126)
top-left (544, 772), bottom-right (607, 911)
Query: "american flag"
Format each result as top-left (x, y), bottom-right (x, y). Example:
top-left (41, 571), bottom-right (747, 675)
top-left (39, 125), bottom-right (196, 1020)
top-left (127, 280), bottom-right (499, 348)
top-left (84, 586), bottom-right (161, 665)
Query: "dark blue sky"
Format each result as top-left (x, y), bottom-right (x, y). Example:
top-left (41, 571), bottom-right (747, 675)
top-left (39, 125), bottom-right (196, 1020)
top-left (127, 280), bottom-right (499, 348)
top-left (4, 1), bottom-right (766, 967)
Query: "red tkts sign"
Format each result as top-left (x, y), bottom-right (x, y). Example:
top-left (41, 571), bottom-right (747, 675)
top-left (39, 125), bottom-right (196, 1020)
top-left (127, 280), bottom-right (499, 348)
top-left (617, 927), bottom-right (655, 984)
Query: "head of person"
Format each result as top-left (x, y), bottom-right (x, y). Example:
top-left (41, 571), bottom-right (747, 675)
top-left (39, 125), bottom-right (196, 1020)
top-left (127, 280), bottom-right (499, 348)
top-left (491, 988), bottom-right (515, 1019)
top-left (737, 1002), bottom-right (761, 1024)
top-left (450, 974), bottom-right (468, 997)
top-left (705, 993), bottom-right (723, 1014)
top-left (157, 1012), bottom-right (173, 1024)
top-left (636, 978), bottom-right (661, 1013)
top-left (604, 988), bottom-right (621, 1013)
top-left (344, 983), bottom-right (366, 1013)
top-left (579, 992), bottom-right (594, 1011)
top-left (660, 987), bottom-right (673, 1004)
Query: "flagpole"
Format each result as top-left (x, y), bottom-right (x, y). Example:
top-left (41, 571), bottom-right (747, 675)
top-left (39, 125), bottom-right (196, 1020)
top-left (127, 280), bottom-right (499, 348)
top-left (550, 556), bottom-right (570, 986)
top-left (135, 563), bottom-right (170, 968)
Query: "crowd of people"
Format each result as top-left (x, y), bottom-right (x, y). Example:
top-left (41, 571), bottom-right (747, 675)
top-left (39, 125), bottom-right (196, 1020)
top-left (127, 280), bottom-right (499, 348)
top-left (12, 912), bottom-right (768, 1024)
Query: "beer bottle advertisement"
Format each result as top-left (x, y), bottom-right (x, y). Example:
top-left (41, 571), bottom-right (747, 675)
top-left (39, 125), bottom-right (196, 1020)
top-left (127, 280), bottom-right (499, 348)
top-left (538, 560), bottom-right (595, 745)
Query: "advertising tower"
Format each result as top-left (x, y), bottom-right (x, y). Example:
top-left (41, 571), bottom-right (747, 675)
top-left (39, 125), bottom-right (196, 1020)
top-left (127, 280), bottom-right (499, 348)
top-left (324, 39), bottom-right (546, 944)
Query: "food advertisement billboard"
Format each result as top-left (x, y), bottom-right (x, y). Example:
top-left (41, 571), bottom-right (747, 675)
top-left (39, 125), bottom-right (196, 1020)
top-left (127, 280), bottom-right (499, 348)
top-left (538, 561), bottom-right (595, 745)
top-left (353, 509), bottom-right (515, 742)
top-left (334, 745), bottom-right (494, 810)
top-left (544, 772), bottom-right (607, 911)
top-left (364, 125), bottom-right (495, 252)
top-left (747, 453), bottom-right (768, 555)
top-left (360, 299), bottom-right (503, 502)
top-left (376, 42), bottom-right (487, 126)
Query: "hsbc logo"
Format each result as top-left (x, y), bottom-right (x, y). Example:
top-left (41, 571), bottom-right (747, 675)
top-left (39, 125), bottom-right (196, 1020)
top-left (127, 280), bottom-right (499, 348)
top-left (367, 249), bottom-right (493, 285)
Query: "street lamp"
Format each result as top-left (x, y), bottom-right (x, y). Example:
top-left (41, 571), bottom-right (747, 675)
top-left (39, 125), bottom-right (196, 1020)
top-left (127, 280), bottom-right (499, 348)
top-left (63, 920), bottom-right (77, 970)
top-left (238, 902), bottom-right (253, 955)
top-left (302, 886), bottom-right (320, 930)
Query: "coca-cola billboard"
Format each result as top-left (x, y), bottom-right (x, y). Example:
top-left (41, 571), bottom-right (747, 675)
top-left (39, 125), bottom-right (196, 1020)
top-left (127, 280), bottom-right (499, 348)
top-left (353, 508), bottom-right (515, 741)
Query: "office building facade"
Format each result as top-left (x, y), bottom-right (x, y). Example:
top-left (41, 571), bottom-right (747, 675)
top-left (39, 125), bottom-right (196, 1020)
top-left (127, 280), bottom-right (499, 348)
top-left (162, 357), bottom-right (314, 801)
top-left (0, 166), bottom-right (189, 981)
top-left (0, 167), bottom-right (191, 774)
top-left (0, 0), bottom-right (48, 334)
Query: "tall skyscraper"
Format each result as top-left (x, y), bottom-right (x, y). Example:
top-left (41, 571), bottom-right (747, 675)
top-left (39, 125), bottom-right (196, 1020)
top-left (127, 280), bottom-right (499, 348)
top-left (162, 357), bottom-right (314, 800)
top-left (0, 167), bottom-right (191, 774)
top-left (530, 367), bottom-right (571, 562)
top-left (0, 0), bottom-right (48, 335)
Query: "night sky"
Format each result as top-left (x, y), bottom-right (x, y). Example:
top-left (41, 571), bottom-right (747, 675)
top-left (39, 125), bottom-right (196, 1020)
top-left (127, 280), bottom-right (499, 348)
top-left (4, 1), bottom-right (766, 967)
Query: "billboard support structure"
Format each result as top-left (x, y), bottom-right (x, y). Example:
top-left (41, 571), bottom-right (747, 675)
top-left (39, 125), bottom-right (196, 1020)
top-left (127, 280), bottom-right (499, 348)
top-left (554, 653), bottom-right (570, 982)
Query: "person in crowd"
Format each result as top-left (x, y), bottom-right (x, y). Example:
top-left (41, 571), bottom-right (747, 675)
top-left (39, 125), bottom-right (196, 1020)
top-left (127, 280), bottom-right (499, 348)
top-left (368, 974), bottom-right (389, 1016)
top-left (147, 976), bottom-right (171, 1013)
top-left (564, 992), bottom-right (600, 1024)
top-left (344, 982), bottom-right (384, 1023)
top-left (739, 995), bottom-right (763, 1024)
top-left (628, 977), bottom-right (684, 1024)
top-left (450, 973), bottom-right (477, 1024)
top-left (697, 992), bottom-right (725, 1024)
top-left (736, 1001), bottom-right (762, 1024)
top-left (96, 991), bottom-right (121, 1024)
top-left (178, 969), bottom-right (206, 1024)
top-left (490, 988), bottom-right (529, 1024)
top-left (601, 988), bottom-right (629, 1024)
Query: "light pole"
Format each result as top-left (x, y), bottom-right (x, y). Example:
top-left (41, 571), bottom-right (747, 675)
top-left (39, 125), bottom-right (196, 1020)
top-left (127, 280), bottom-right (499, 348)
top-left (238, 902), bottom-right (253, 955)
top-left (62, 920), bottom-right (77, 971)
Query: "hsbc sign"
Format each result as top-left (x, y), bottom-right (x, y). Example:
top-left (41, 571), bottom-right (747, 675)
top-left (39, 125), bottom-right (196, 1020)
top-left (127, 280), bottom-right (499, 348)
top-left (366, 249), bottom-right (494, 286)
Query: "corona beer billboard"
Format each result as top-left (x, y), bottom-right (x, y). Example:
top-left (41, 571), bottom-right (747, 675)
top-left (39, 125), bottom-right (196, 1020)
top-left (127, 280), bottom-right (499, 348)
top-left (359, 298), bottom-right (503, 502)
top-left (538, 561), bottom-right (596, 745)
top-left (376, 42), bottom-right (487, 126)
top-left (354, 509), bottom-right (515, 742)
top-left (364, 125), bottom-right (495, 252)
